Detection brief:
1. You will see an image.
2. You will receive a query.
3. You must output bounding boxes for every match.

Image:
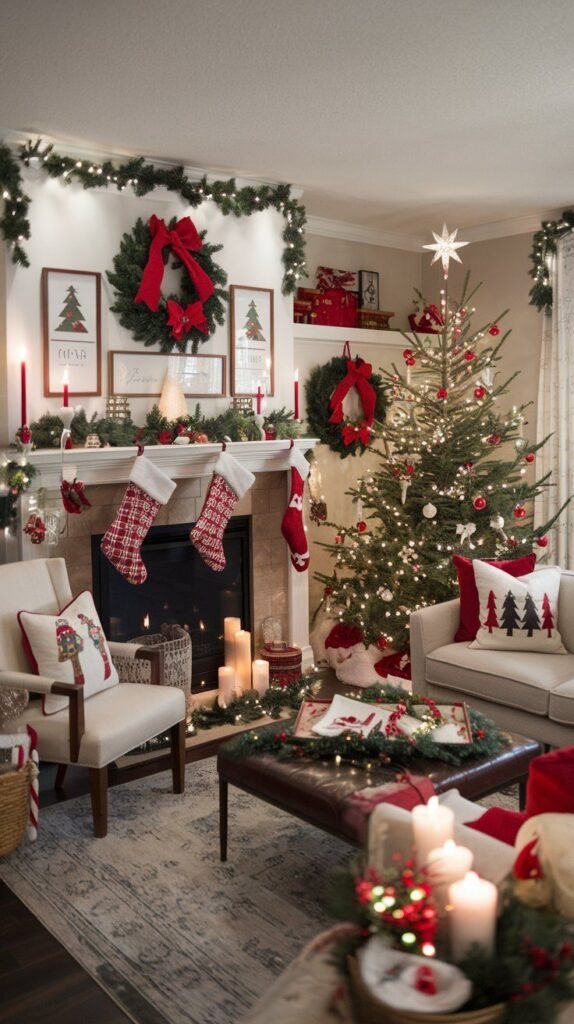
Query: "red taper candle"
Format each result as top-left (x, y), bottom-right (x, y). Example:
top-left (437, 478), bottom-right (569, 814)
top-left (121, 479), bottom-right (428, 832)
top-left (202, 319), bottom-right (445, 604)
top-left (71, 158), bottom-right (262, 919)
top-left (256, 382), bottom-right (262, 415)
top-left (20, 352), bottom-right (27, 428)
top-left (294, 368), bottom-right (299, 420)
top-left (63, 367), bottom-right (69, 408)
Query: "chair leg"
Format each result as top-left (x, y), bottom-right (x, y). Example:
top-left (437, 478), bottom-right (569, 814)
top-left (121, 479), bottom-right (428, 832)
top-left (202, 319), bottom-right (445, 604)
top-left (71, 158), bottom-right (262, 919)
top-left (89, 766), bottom-right (108, 838)
top-left (170, 720), bottom-right (185, 794)
top-left (219, 777), bottom-right (228, 862)
top-left (54, 764), bottom-right (67, 790)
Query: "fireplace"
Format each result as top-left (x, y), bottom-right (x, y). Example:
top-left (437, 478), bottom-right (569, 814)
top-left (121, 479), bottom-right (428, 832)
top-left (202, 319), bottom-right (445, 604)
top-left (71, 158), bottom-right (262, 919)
top-left (92, 517), bottom-right (251, 692)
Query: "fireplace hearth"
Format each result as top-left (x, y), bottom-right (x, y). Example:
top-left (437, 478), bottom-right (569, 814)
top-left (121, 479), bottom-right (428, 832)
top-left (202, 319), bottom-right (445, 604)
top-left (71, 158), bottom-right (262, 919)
top-left (92, 518), bottom-right (251, 692)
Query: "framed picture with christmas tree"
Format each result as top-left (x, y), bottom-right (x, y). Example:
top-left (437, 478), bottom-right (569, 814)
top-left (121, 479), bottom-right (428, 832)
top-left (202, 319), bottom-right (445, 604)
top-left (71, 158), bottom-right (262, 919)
top-left (230, 285), bottom-right (274, 396)
top-left (42, 268), bottom-right (102, 397)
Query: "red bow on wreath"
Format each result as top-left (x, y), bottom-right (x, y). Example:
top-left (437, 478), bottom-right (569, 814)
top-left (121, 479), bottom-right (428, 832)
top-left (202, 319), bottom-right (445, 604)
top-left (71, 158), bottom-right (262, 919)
top-left (166, 299), bottom-right (209, 342)
top-left (135, 215), bottom-right (215, 314)
top-left (328, 348), bottom-right (376, 444)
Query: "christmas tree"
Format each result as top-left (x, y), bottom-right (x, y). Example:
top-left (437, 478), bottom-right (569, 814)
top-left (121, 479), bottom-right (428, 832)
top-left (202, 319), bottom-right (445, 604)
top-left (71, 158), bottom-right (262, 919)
top-left (243, 300), bottom-right (265, 341)
top-left (56, 285), bottom-right (87, 333)
top-left (316, 228), bottom-right (567, 655)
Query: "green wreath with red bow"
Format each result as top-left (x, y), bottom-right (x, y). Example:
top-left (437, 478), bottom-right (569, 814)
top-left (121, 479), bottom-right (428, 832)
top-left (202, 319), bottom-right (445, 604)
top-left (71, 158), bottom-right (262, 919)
top-left (107, 214), bottom-right (228, 353)
top-left (305, 347), bottom-right (389, 457)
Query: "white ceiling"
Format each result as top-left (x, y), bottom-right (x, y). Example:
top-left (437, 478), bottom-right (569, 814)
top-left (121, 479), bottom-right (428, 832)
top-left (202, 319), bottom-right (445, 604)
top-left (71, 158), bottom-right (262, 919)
top-left (2, 0), bottom-right (574, 243)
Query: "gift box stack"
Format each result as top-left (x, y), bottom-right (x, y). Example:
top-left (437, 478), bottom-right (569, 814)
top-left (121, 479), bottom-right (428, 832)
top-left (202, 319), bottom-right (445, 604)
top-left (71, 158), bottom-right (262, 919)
top-left (293, 266), bottom-right (394, 330)
top-left (258, 641), bottom-right (302, 683)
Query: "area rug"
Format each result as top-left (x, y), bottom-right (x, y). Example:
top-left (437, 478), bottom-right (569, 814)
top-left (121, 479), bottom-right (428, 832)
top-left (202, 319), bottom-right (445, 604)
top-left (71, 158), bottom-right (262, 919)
top-left (0, 760), bottom-right (351, 1024)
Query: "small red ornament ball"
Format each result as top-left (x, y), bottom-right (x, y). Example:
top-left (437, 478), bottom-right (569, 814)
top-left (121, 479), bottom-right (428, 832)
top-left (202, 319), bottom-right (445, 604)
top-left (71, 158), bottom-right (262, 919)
top-left (436, 387), bottom-right (448, 400)
top-left (453, 327), bottom-right (462, 338)
top-left (513, 504), bottom-right (527, 519)
top-left (536, 534), bottom-right (549, 548)
top-left (158, 430), bottom-right (173, 445)
top-left (403, 348), bottom-right (414, 359)
top-left (324, 585), bottom-right (333, 596)
top-left (474, 386), bottom-right (486, 400)
top-left (463, 350), bottom-right (476, 361)
top-left (357, 520), bottom-right (367, 533)
top-left (376, 635), bottom-right (388, 651)
top-left (20, 425), bottom-right (32, 444)
top-left (405, 464), bottom-right (416, 475)
top-left (473, 495), bottom-right (487, 510)
top-left (489, 324), bottom-right (501, 336)
top-left (335, 533), bottom-right (343, 544)
top-left (405, 356), bottom-right (416, 366)
top-left (524, 452), bottom-right (535, 463)
top-left (459, 307), bottom-right (468, 318)
top-left (487, 433), bottom-right (502, 445)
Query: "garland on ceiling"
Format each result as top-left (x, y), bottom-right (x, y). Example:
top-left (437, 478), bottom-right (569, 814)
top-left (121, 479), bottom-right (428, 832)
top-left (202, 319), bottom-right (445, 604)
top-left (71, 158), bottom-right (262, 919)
top-left (529, 207), bottom-right (574, 310)
top-left (0, 138), bottom-right (307, 293)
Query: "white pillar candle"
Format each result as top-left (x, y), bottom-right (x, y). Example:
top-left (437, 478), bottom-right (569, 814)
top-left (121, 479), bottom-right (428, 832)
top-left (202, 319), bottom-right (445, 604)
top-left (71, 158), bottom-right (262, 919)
top-left (252, 659), bottom-right (270, 697)
top-left (234, 629), bottom-right (251, 695)
top-left (218, 666), bottom-right (236, 708)
top-left (448, 870), bottom-right (498, 961)
top-left (224, 617), bottom-right (241, 669)
top-left (426, 839), bottom-right (474, 914)
top-left (412, 796), bottom-right (455, 869)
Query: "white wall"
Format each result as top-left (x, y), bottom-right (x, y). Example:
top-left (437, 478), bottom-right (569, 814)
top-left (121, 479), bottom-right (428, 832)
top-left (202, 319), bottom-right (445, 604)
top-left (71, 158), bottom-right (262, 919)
top-left (1, 174), bottom-right (294, 442)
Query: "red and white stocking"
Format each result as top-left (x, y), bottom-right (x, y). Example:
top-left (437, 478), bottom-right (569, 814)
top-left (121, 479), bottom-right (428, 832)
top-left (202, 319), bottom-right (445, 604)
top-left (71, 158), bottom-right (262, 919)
top-left (281, 448), bottom-right (310, 572)
top-left (101, 453), bottom-right (176, 585)
top-left (190, 451), bottom-right (255, 571)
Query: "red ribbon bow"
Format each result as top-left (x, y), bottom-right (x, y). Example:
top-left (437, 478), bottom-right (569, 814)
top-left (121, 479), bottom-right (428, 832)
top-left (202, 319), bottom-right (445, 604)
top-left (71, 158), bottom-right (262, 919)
top-left (329, 356), bottom-right (376, 444)
top-left (135, 215), bottom-right (215, 313)
top-left (166, 299), bottom-right (209, 342)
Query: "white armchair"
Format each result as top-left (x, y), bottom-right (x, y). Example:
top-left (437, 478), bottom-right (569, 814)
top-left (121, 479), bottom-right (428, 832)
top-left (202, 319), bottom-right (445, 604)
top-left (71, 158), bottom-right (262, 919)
top-left (0, 558), bottom-right (186, 837)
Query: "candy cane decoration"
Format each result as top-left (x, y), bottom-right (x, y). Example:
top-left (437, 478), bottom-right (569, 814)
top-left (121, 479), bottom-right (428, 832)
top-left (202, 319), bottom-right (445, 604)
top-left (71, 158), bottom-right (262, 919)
top-left (27, 748), bottom-right (39, 842)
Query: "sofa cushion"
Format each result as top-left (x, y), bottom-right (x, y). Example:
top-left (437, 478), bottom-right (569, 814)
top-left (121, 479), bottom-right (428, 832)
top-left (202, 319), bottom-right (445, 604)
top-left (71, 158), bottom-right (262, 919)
top-left (470, 562), bottom-right (565, 654)
top-left (426, 643), bottom-right (574, 715)
top-left (452, 553), bottom-right (536, 643)
top-left (557, 570), bottom-right (574, 654)
top-left (549, 679), bottom-right (574, 725)
top-left (11, 683), bottom-right (185, 767)
top-left (19, 591), bottom-right (119, 715)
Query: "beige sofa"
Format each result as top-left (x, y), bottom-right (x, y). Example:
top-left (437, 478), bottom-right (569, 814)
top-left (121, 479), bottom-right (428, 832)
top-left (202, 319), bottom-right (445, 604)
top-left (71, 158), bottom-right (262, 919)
top-left (410, 569), bottom-right (574, 747)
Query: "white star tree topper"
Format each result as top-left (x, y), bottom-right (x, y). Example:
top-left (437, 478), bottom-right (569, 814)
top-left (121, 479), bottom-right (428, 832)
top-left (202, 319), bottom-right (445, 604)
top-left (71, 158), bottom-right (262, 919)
top-left (423, 223), bottom-right (469, 278)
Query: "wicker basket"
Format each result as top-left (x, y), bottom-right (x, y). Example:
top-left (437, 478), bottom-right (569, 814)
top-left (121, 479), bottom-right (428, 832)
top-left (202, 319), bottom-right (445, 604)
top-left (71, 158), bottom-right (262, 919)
top-left (124, 625), bottom-right (192, 698)
top-left (0, 762), bottom-right (32, 857)
top-left (348, 957), bottom-right (507, 1024)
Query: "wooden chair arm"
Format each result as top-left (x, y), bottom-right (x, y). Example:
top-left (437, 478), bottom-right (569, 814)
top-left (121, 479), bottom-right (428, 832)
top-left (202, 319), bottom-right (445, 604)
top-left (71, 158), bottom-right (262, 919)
top-left (0, 671), bottom-right (85, 763)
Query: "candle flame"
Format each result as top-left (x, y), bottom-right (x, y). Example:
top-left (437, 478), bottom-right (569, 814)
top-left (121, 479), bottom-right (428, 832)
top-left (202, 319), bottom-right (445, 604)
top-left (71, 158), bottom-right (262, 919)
top-left (143, 614), bottom-right (150, 629)
top-left (294, 368), bottom-right (299, 382)
top-left (199, 620), bottom-right (205, 631)
top-left (19, 346), bottom-right (26, 362)
top-left (63, 366), bottom-right (69, 385)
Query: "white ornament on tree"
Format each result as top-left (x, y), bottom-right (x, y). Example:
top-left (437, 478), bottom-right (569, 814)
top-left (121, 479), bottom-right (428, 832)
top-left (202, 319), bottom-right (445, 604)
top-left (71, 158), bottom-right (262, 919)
top-left (456, 522), bottom-right (477, 548)
top-left (490, 515), bottom-right (505, 530)
top-left (377, 587), bottom-right (393, 601)
top-left (400, 478), bottom-right (411, 504)
top-left (422, 502), bottom-right (437, 519)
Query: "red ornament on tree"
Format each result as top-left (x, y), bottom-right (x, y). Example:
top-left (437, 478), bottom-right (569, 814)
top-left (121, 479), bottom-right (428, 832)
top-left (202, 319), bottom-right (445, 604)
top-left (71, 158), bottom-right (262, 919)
top-left (375, 635), bottom-right (388, 651)
top-left (436, 388), bottom-right (448, 400)
top-left (473, 495), bottom-right (487, 510)
top-left (489, 324), bottom-right (501, 336)
top-left (474, 386), bottom-right (486, 400)
top-left (403, 349), bottom-right (414, 360)
top-left (357, 520), bottom-right (367, 533)
top-left (524, 452), bottom-right (535, 463)
top-left (487, 433), bottom-right (502, 445)
top-left (335, 533), bottom-right (343, 544)
top-left (405, 356), bottom-right (416, 367)
top-left (536, 534), bottom-right (549, 548)
top-left (513, 505), bottom-right (527, 519)
top-left (463, 350), bottom-right (476, 361)
top-left (405, 464), bottom-right (416, 475)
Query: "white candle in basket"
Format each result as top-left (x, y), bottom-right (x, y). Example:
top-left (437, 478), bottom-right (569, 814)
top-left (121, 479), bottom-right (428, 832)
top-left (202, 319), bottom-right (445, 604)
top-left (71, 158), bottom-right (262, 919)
top-left (426, 839), bottom-right (474, 913)
top-left (252, 659), bottom-right (269, 697)
top-left (448, 871), bottom-right (498, 961)
top-left (412, 796), bottom-right (454, 869)
top-left (234, 630), bottom-right (251, 695)
top-left (224, 617), bottom-right (241, 668)
top-left (218, 666), bottom-right (236, 708)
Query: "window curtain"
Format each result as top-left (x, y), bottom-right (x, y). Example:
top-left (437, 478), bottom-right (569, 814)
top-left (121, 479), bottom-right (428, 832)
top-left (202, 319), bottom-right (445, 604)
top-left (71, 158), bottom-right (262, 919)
top-left (534, 234), bottom-right (574, 567)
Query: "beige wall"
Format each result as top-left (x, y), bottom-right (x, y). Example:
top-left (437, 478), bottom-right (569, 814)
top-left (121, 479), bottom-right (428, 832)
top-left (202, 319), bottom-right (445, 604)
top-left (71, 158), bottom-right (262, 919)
top-left (303, 234), bottom-right (422, 330)
top-left (421, 232), bottom-right (542, 428)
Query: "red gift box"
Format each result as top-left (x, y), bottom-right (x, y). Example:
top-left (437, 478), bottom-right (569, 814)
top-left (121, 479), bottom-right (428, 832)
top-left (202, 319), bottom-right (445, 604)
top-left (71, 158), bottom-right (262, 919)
top-left (316, 266), bottom-right (358, 292)
top-left (312, 287), bottom-right (358, 327)
top-left (259, 642), bottom-right (302, 682)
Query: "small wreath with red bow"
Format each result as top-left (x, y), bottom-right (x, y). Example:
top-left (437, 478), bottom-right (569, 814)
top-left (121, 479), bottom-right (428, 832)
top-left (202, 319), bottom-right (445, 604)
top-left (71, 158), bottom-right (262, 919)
top-left (107, 214), bottom-right (228, 353)
top-left (305, 351), bottom-right (389, 457)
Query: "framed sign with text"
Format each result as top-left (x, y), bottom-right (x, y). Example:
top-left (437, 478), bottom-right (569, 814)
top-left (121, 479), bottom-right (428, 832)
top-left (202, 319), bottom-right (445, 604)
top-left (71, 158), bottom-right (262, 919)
top-left (230, 285), bottom-right (274, 396)
top-left (109, 350), bottom-right (226, 398)
top-left (42, 268), bottom-right (102, 397)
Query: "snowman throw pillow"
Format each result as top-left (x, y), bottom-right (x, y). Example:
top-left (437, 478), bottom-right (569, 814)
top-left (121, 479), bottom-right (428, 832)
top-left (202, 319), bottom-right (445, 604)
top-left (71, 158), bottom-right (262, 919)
top-left (470, 561), bottom-right (566, 653)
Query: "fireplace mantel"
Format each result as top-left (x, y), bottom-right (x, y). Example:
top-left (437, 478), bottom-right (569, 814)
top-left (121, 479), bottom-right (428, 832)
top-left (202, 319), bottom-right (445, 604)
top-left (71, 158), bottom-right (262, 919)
top-left (26, 438), bottom-right (319, 489)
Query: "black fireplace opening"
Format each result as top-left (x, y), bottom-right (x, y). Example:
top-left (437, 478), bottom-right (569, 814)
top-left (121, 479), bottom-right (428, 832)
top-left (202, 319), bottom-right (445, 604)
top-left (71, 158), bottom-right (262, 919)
top-left (92, 517), bottom-right (251, 693)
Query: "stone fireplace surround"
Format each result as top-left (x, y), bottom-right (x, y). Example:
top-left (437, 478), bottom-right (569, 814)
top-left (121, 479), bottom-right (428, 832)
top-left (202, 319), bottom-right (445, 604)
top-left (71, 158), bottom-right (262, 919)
top-left (20, 440), bottom-right (317, 680)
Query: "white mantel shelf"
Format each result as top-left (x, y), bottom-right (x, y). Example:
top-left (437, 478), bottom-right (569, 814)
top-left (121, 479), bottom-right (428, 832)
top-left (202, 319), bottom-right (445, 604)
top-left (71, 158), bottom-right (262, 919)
top-left (27, 438), bottom-right (319, 489)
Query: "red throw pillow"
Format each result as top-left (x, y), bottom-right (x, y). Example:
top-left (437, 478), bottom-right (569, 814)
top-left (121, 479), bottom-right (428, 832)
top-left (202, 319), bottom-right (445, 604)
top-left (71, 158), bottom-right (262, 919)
top-left (452, 553), bottom-right (537, 642)
top-left (525, 747), bottom-right (574, 818)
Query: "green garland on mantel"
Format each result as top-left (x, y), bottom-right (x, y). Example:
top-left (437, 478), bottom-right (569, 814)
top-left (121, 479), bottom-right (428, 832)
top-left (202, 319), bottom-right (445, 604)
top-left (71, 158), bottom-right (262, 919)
top-left (0, 138), bottom-right (307, 293)
top-left (529, 208), bottom-right (574, 310)
top-left (211, 682), bottom-right (507, 768)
